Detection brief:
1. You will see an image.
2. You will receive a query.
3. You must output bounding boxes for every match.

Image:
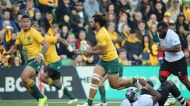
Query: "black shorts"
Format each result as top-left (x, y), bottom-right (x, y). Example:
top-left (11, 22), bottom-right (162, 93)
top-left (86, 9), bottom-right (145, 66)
top-left (44, 66), bottom-right (60, 80)
top-left (159, 56), bottom-right (187, 78)
top-left (157, 81), bottom-right (170, 106)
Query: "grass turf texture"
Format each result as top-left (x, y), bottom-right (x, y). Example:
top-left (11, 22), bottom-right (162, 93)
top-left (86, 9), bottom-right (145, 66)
top-left (0, 99), bottom-right (182, 106)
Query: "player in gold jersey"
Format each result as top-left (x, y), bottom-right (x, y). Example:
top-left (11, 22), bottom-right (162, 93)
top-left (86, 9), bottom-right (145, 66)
top-left (40, 32), bottom-right (78, 104)
top-left (4, 15), bottom-right (49, 106)
top-left (77, 15), bottom-right (138, 106)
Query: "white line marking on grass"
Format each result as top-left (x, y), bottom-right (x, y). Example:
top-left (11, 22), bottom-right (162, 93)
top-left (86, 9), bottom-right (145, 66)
top-left (21, 101), bottom-right (121, 104)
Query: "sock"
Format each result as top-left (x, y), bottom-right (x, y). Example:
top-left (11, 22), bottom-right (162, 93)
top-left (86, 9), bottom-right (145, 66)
top-left (47, 78), bottom-right (62, 90)
top-left (87, 98), bottom-right (93, 106)
top-left (98, 85), bottom-right (106, 103)
top-left (27, 80), bottom-right (44, 101)
top-left (27, 88), bottom-right (39, 101)
top-left (64, 87), bottom-right (76, 100)
top-left (176, 95), bottom-right (186, 106)
top-left (170, 83), bottom-right (186, 106)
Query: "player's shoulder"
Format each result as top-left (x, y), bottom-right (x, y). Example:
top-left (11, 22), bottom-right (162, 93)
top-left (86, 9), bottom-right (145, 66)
top-left (96, 27), bottom-right (109, 39)
top-left (97, 27), bottom-right (108, 35)
top-left (44, 35), bottom-right (57, 39)
top-left (44, 35), bottom-right (57, 43)
top-left (17, 30), bottom-right (24, 37)
top-left (30, 28), bottom-right (41, 35)
top-left (167, 29), bottom-right (178, 37)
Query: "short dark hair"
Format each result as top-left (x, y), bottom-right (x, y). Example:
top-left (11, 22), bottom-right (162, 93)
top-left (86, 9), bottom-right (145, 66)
top-left (92, 14), bottom-right (107, 27)
top-left (157, 21), bottom-right (168, 29)
top-left (2, 9), bottom-right (10, 14)
top-left (21, 14), bottom-right (30, 19)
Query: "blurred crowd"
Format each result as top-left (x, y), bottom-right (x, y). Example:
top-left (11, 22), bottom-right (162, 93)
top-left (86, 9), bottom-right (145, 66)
top-left (0, 0), bottom-right (190, 67)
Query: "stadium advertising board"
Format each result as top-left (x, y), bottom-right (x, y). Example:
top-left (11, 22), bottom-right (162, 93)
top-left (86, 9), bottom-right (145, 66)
top-left (0, 66), bottom-right (85, 100)
top-left (0, 66), bottom-right (190, 100)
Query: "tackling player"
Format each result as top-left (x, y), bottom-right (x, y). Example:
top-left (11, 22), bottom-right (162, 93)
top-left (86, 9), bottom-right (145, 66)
top-left (121, 79), bottom-right (189, 106)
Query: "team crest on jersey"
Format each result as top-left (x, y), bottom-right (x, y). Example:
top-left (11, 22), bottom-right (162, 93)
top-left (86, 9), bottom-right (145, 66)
top-left (27, 36), bottom-right (31, 41)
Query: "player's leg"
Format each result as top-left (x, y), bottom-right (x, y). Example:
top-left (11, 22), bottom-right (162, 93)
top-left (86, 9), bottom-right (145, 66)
top-left (95, 74), bottom-right (108, 106)
top-left (86, 65), bottom-right (106, 106)
top-left (21, 66), bottom-right (44, 100)
top-left (107, 59), bottom-right (136, 89)
top-left (159, 59), bottom-right (171, 83)
top-left (167, 80), bottom-right (187, 106)
top-left (156, 81), bottom-right (170, 106)
top-left (179, 78), bottom-right (190, 91)
top-left (96, 63), bottom-right (123, 106)
top-left (108, 74), bottom-right (136, 89)
top-left (53, 79), bottom-right (78, 104)
top-left (40, 67), bottom-right (62, 90)
top-left (40, 66), bottom-right (77, 101)
top-left (176, 57), bottom-right (190, 91)
top-left (21, 59), bottom-right (46, 106)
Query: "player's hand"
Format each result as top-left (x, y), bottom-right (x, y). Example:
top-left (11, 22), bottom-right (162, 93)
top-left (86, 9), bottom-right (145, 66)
top-left (138, 78), bottom-right (147, 87)
top-left (71, 49), bottom-right (79, 55)
top-left (158, 46), bottom-right (166, 52)
top-left (34, 55), bottom-right (42, 64)
top-left (84, 49), bottom-right (93, 55)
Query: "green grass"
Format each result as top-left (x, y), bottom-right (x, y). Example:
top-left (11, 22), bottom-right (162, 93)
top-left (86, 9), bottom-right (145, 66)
top-left (0, 99), bottom-right (119, 106)
top-left (0, 99), bottom-right (182, 106)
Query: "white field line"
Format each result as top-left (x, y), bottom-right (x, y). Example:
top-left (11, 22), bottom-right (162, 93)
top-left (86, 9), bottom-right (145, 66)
top-left (21, 101), bottom-right (121, 104)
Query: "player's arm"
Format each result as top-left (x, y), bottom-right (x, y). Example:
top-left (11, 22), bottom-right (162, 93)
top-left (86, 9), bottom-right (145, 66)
top-left (33, 31), bottom-right (49, 63)
top-left (57, 37), bottom-right (74, 53)
top-left (40, 39), bottom-right (49, 55)
top-left (165, 44), bottom-right (180, 52)
top-left (85, 33), bottom-right (107, 55)
top-left (91, 44), bottom-right (106, 55)
top-left (84, 44), bottom-right (106, 55)
top-left (138, 79), bottom-right (161, 105)
top-left (158, 44), bottom-right (180, 52)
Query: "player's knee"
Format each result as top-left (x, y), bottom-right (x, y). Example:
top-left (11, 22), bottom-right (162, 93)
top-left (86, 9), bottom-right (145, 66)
top-left (166, 80), bottom-right (174, 87)
top-left (91, 73), bottom-right (102, 84)
top-left (40, 74), bottom-right (48, 83)
top-left (40, 76), bottom-right (46, 83)
top-left (91, 77), bottom-right (100, 85)
top-left (159, 76), bottom-right (167, 83)
top-left (21, 73), bottom-right (29, 83)
top-left (110, 83), bottom-right (119, 89)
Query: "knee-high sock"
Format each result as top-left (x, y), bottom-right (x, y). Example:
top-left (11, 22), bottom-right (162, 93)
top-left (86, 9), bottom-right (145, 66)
top-left (170, 83), bottom-right (186, 106)
top-left (98, 85), bottom-right (106, 103)
top-left (47, 78), bottom-right (76, 99)
top-left (27, 79), bottom-right (44, 101)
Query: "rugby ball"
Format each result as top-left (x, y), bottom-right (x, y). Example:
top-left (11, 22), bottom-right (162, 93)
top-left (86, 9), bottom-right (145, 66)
top-left (80, 43), bottom-right (90, 52)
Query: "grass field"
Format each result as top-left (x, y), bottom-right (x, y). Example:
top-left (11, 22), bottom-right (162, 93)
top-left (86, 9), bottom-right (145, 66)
top-left (0, 99), bottom-right (182, 106)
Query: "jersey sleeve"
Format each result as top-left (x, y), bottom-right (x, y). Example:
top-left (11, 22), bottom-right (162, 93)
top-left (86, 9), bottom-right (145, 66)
top-left (96, 32), bottom-right (107, 46)
top-left (33, 29), bottom-right (45, 43)
top-left (45, 35), bottom-right (57, 44)
top-left (15, 33), bottom-right (21, 45)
